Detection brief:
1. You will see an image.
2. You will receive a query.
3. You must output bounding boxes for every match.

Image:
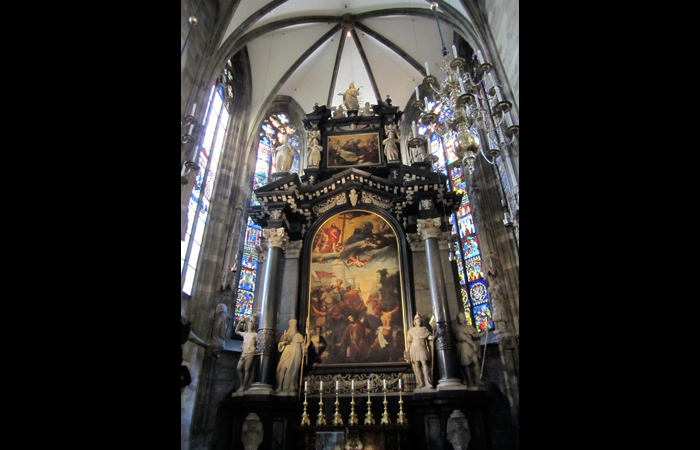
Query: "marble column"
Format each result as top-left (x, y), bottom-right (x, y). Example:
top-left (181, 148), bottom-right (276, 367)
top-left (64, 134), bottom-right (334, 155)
top-left (416, 217), bottom-right (464, 391)
top-left (248, 227), bottom-right (287, 395)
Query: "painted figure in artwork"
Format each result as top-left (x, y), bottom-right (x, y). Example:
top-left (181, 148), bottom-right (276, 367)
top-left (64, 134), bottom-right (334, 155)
top-left (338, 82), bottom-right (361, 111)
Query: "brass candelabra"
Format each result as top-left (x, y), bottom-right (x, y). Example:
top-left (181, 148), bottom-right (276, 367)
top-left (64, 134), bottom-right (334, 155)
top-left (380, 387), bottom-right (391, 425)
top-left (332, 387), bottom-right (343, 425)
top-left (301, 388), bottom-right (311, 426)
top-left (396, 387), bottom-right (407, 425)
top-left (348, 388), bottom-right (358, 425)
top-left (364, 388), bottom-right (375, 425)
top-left (316, 386), bottom-right (326, 425)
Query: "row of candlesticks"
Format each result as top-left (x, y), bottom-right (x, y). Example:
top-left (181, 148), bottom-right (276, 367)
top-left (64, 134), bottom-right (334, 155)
top-left (301, 379), bottom-right (406, 426)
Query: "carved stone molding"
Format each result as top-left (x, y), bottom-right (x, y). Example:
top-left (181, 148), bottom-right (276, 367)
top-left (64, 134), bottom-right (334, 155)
top-left (349, 189), bottom-right (358, 206)
top-left (269, 209), bottom-right (284, 220)
top-left (406, 233), bottom-right (425, 252)
top-left (419, 199), bottom-right (434, 211)
top-left (284, 240), bottom-right (303, 259)
top-left (262, 227), bottom-right (287, 249)
top-left (361, 191), bottom-right (392, 209)
top-left (416, 217), bottom-right (442, 240)
top-left (434, 321), bottom-right (456, 351)
top-left (312, 193), bottom-right (347, 215)
top-left (255, 328), bottom-right (277, 356)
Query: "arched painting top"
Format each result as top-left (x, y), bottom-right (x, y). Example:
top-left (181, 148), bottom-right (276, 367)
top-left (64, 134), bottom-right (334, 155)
top-left (305, 209), bottom-right (407, 367)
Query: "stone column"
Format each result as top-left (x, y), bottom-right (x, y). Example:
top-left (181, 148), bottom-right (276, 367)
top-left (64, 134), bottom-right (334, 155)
top-left (416, 217), bottom-right (464, 391)
top-left (248, 227), bottom-right (287, 395)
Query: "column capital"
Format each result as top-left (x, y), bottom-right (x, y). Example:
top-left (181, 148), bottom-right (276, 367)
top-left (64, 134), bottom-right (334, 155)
top-left (416, 217), bottom-right (442, 240)
top-left (284, 240), bottom-right (303, 259)
top-left (263, 227), bottom-right (287, 249)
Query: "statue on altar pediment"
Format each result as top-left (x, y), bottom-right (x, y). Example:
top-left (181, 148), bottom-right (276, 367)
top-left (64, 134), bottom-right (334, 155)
top-left (338, 82), bottom-right (361, 111)
top-left (308, 137), bottom-right (322, 167)
top-left (273, 133), bottom-right (294, 173)
top-left (383, 124), bottom-right (400, 162)
top-left (406, 314), bottom-right (433, 389)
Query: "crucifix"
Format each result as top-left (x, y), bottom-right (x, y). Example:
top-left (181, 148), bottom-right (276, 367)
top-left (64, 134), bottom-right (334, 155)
top-left (334, 212), bottom-right (355, 246)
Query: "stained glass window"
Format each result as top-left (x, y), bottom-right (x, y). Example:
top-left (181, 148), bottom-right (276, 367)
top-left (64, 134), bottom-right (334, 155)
top-left (421, 100), bottom-right (494, 330)
top-left (237, 112), bottom-right (301, 321)
top-left (181, 62), bottom-right (235, 296)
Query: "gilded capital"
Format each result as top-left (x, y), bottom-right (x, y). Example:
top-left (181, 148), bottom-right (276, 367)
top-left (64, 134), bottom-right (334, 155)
top-left (416, 217), bottom-right (442, 241)
top-left (263, 227), bottom-right (287, 249)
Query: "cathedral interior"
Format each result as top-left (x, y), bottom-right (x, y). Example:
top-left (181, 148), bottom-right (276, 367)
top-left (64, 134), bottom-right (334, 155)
top-left (181, 1), bottom-right (518, 449)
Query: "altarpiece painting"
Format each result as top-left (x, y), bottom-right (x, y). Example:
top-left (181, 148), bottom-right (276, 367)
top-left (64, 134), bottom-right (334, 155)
top-left (326, 132), bottom-right (381, 167)
top-left (307, 210), bottom-right (406, 366)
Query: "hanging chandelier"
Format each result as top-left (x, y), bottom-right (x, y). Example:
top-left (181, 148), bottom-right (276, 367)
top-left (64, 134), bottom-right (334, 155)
top-left (411, 2), bottom-right (518, 174)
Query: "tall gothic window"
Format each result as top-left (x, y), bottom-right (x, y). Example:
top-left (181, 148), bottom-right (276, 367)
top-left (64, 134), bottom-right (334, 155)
top-left (418, 102), bottom-right (494, 331)
top-left (234, 113), bottom-right (300, 323)
top-left (181, 62), bottom-right (235, 296)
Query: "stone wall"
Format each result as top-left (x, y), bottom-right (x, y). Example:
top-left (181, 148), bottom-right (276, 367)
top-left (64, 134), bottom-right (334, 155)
top-left (480, 0), bottom-right (519, 112)
top-left (181, 0), bottom-right (218, 116)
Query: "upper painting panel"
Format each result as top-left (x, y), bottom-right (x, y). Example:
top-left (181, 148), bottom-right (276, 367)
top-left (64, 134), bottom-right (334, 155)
top-left (326, 132), bottom-right (381, 168)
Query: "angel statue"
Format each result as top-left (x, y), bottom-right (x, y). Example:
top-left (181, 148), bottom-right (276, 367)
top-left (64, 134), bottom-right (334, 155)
top-left (383, 124), bottom-right (400, 162)
top-left (338, 82), bottom-right (361, 111)
top-left (273, 133), bottom-right (294, 173)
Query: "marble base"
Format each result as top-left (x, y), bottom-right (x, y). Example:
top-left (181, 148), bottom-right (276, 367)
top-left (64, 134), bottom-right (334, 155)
top-left (245, 383), bottom-right (275, 396)
top-left (437, 379), bottom-right (468, 392)
top-left (467, 385), bottom-right (485, 391)
top-left (414, 386), bottom-right (437, 393)
top-left (275, 391), bottom-right (297, 396)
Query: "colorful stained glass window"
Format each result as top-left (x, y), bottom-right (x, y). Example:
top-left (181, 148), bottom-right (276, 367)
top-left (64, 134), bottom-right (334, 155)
top-left (422, 101), bottom-right (493, 330)
top-left (237, 112), bottom-right (300, 321)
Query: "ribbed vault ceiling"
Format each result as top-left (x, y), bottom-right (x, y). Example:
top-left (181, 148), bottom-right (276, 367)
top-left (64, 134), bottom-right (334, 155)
top-left (215, 0), bottom-right (479, 139)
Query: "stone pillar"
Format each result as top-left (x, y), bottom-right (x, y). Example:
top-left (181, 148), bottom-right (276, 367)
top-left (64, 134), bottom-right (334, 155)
top-left (248, 227), bottom-right (287, 395)
top-left (416, 217), bottom-right (464, 391)
top-left (277, 240), bottom-right (302, 340)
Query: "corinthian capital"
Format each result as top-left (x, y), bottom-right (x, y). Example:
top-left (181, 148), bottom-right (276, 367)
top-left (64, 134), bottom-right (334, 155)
top-left (284, 240), bottom-right (303, 259)
top-left (263, 227), bottom-right (287, 248)
top-left (416, 217), bottom-right (442, 241)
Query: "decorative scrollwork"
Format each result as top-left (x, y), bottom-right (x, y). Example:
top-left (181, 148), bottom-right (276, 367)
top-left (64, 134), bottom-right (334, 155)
top-left (312, 193), bottom-right (347, 215)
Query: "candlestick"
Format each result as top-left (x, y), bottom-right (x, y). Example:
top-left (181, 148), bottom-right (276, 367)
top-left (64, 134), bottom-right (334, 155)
top-left (364, 387), bottom-right (375, 425)
top-left (412, 121), bottom-right (418, 138)
top-left (316, 386), bottom-right (326, 426)
top-left (396, 387), bottom-right (407, 425)
top-left (332, 387), bottom-right (343, 425)
top-left (305, 381), bottom-right (307, 391)
top-left (191, 103), bottom-right (197, 116)
top-left (188, 124), bottom-right (194, 136)
top-left (415, 86), bottom-right (420, 101)
top-left (301, 388), bottom-right (311, 426)
top-left (424, 97), bottom-right (428, 109)
top-left (476, 50), bottom-right (485, 65)
top-left (452, 45), bottom-right (458, 58)
top-left (425, 62), bottom-right (430, 76)
top-left (459, 78), bottom-right (466, 95)
top-left (380, 387), bottom-right (391, 425)
top-left (352, 380), bottom-right (354, 390)
top-left (348, 388), bottom-right (358, 425)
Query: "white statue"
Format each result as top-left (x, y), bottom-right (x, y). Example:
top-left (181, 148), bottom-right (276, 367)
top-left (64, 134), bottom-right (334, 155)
top-left (333, 104), bottom-right (345, 119)
top-left (361, 102), bottom-right (374, 116)
top-left (235, 319), bottom-right (258, 392)
top-left (307, 137), bottom-right (322, 167)
top-left (338, 82), bottom-right (361, 111)
top-left (210, 304), bottom-right (229, 358)
top-left (454, 313), bottom-right (486, 389)
top-left (273, 133), bottom-right (294, 173)
top-left (405, 314), bottom-right (433, 389)
top-left (383, 125), bottom-right (400, 162)
top-left (275, 319), bottom-right (306, 394)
